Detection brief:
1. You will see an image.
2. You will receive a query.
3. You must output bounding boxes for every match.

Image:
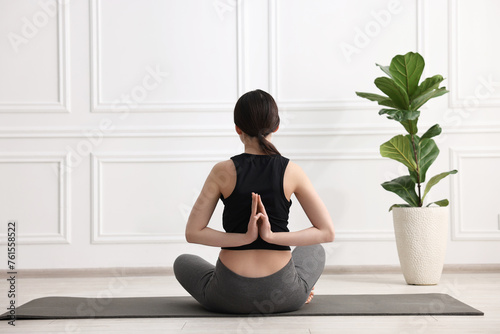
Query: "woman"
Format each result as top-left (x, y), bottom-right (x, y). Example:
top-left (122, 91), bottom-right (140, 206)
top-left (174, 89), bottom-right (334, 314)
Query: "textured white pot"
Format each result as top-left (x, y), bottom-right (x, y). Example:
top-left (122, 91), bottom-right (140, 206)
top-left (392, 207), bottom-right (448, 285)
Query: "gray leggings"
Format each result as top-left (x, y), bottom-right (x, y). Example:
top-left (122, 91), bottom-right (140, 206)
top-left (173, 244), bottom-right (325, 314)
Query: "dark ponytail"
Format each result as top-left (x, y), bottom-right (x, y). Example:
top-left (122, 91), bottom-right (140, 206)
top-left (234, 89), bottom-right (281, 156)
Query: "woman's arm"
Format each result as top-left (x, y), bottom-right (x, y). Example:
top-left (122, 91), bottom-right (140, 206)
top-left (185, 162), bottom-right (259, 247)
top-left (258, 162), bottom-right (335, 246)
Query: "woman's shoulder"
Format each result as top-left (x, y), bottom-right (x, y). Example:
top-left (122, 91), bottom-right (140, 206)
top-left (212, 159), bottom-right (234, 172)
top-left (285, 160), bottom-right (305, 176)
top-left (284, 160), bottom-right (314, 197)
top-left (284, 160), bottom-right (308, 191)
top-left (210, 160), bottom-right (237, 197)
top-left (210, 159), bottom-right (237, 181)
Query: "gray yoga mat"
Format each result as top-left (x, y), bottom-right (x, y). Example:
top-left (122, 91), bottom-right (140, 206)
top-left (0, 293), bottom-right (483, 320)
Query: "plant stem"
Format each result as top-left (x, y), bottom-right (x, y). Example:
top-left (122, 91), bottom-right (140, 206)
top-left (410, 134), bottom-right (422, 206)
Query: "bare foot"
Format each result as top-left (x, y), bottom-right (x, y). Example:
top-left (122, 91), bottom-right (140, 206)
top-left (305, 286), bottom-right (315, 304)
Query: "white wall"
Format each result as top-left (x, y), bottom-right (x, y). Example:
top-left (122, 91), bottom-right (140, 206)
top-left (0, 0), bottom-right (499, 269)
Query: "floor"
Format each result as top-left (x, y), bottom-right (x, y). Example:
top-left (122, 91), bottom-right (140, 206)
top-left (1, 271), bottom-right (499, 333)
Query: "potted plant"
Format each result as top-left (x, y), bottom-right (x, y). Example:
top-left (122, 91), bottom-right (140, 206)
top-left (356, 51), bottom-right (457, 285)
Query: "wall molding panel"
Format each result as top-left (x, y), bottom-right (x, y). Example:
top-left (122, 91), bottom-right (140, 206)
top-left (0, 152), bottom-right (71, 244)
top-left (448, 0), bottom-right (500, 109)
top-left (0, 1), bottom-right (70, 113)
top-left (289, 150), bottom-right (394, 241)
top-left (90, 152), bottom-right (229, 244)
top-left (268, 0), bottom-right (425, 111)
top-left (450, 147), bottom-right (500, 241)
top-left (89, 0), bottom-right (244, 113)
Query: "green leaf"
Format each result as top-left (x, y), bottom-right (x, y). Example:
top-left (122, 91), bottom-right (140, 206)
top-left (411, 87), bottom-right (449, 111)
top-left (417, 138), bottom-right (440, 183)
top-left (376, 63), bottom-right (393, 78)
top-left (381, 176), bottom-right (420, 207)
top-left (389, 52), bottom-right (425, 101)
top-left (378, 108), bottom-right (402, 120)
top-left (356, 92), bottom-right (398, 108)
top-left (379, 109), bottom-right (420, 122)
top-left (355, 92), bottom-right (390, 103)
top-left (401, 118), bottom-right (419, 135)
top-left (407, 135), bottom-right (420, 183)
top-left (400, 110), bottom-right (420, 121)
top-left (411, 75), bottom-right (445, 101)
top-left (374, 77), bottom-right (410, 110)
top-left (380, 135), bottom-right (417, 171)
top-left (422, 170), bottom-right (458, 202)
top-left (426, 199), bottom-right (450, 207)
top-left (378, 109), bottom-right (420, 134)
top-left (421, 124), bottom-right (442, 140)
top-left (378, 99), bottom-right (398, 108)
top-left (388, 203), bottom-right (411, 211)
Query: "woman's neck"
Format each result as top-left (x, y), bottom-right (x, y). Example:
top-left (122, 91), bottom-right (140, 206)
top-left (244, 141), bottom-right (264, 155)
top-left (243, 135), bottom-right (272, 155)
top-left (244, 148), bottom-right (265, 155)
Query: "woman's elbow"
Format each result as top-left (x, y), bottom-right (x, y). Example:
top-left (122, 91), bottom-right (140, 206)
top-left (323, 226), bottom-right (335, 243)
top-left (185, 229), bottom-right (197, 244)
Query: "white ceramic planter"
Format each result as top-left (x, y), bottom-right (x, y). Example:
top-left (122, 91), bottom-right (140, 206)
top-left (392, 207), bottom-right (448, 285)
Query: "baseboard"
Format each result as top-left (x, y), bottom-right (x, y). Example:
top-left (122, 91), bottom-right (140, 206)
top-left (1, 267), bottom-right (174, 278)
top-left (2, 263), bottom-right (499, 279)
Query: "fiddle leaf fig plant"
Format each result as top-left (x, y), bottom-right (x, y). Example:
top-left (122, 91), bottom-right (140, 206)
top-left (356, 52), bottom-right (457, 211)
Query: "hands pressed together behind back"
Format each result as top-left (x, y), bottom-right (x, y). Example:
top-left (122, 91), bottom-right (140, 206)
top-left (245, 192), bottom-right (274, 244)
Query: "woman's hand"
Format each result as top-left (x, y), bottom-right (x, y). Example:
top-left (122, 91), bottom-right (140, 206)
top-left (245, 192), bottom-right (260, 244)
top-left (256, 194), bottom-right (274, 243)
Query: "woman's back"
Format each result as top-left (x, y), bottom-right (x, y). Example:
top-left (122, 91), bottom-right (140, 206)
top-left (220, 153), bottom-right (291, 250)
top-left (217, 154), bottom-right (294, 277)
